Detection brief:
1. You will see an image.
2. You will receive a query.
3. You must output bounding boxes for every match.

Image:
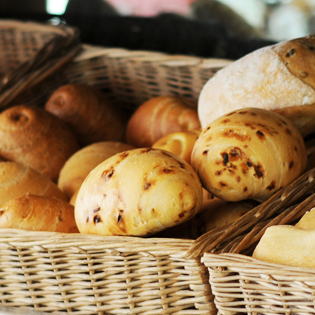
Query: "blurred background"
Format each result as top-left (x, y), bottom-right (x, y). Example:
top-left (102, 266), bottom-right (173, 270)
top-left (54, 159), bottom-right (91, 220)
top-left (1, 0), bottom-right (315, 60)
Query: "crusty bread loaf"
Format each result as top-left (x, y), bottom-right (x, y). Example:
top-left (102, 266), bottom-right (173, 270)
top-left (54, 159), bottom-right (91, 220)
top-left (0, 161), bottom-right (67, 206)
top-left (253, 225), bottom-right (315, 269)
top-left (191, 107), bottom-right (307, 202)
top-left (152, 129), bottom-right (200, 164)
top-left (75, 148), bottom-right (203, 236)
top-left (58, 141), bottom-right (135, 199)
top-left (0, 194), bottom-right (78, 233)
top-left (0, 105), bottom-right (79, 182)
top-left (126, 96), bottom-right (201, 147)
top-left (198, 35), bottom-right (315, 137)
top-left (45, 84), bottom-right (128, 145)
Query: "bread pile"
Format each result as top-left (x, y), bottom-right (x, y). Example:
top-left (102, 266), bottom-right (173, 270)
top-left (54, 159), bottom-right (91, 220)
top-left (0, 35), bottom-right (314, 248)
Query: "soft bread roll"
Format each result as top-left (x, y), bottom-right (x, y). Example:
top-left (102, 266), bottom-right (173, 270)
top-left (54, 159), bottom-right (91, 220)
top-left (198, 35), bottom-right (315, 137)
top-left (58, 141), bottom-right (135, 199)
top-left (295, 208), bottom-right (315, 230)
top-left (152, 129), bottom-right (201, 164)
top-left (0, 105), bottom-right (79, 182)
top-left (75, 148), bottom-right (203, 236)
top-left (126, 96), bottom-right (201, 147)
top-left (0, 194), bottom-right (78, 233)
top-left (253, 225), bottom-right (315, 269)
top-left (0, 161), bottom-right (67, 206)
top-left (191, 107), bottom-right (307, 202)
top-left (45, 84), bottom-right (128, 145)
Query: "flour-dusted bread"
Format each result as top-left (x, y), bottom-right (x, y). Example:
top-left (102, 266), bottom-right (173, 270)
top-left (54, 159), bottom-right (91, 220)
top-left (0, 194), bottom-right (78, 233)
top-left (0, 161), bottom-right (67, 206)
top-left (75, 148), bottom-right (203, 236)
top-left (45, 84), bottom-right (128, 145)
top-left (253, 225), bottom-right (315, 269)
top-left (0, 105), bottom-right (79, 182)
top-left (58, 141), bottom-right (135, 199)
top-left (198, 35), bottom-right (315, 137)
top-left (191, 107), bottom-right (307, 202)
top-left (126, 96), bottom-right (201, 147)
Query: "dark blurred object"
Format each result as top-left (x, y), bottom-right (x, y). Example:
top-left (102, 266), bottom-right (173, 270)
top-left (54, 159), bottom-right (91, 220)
top-left (0, 0), bottom-right (276, 60)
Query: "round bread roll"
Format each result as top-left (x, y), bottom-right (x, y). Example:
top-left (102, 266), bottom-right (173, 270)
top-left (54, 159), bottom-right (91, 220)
top-left (0, 194), bottom-right (78, 233)
top-left (198, 35), bottom-right (315, 137)
top-left (58, 141), bottom-right (135, 199)
top-left (191, 107), bottom-right (307, 202)
top-left (0, 161), bottom-right (67, 206)
top-left (126, 95), bottom-right (201, 147)
top-left (75, 147), bottom-right (203, 236)
top-left (0, 105), bottom-right (79, 182)
top-left (152, 129), bottom-right (201, 164)
top-left (45, 84), bottom-right (128, 145)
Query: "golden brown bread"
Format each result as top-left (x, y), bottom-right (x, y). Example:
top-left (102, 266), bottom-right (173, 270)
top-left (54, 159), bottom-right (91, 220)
top-left (58, 141), bottom-right (135, 199)
top-left (75, 148), bottom-right (203, 236)
top-left (191, 107), bottom-right (308, 202)
top-left (198, 35), bottom-right (315, 137)
top-left (0, 161), bottom-right (67, 206)
top-left (0, 194), bottom-right (78, 233)
top-left (45, 84), bottom-right (128, 145)
top-left (126, 96), bottom-right (201, 147)
top-left (152, 129), bottom-right (201, 164)
top-left (0, 105), bottom-right (79, 182)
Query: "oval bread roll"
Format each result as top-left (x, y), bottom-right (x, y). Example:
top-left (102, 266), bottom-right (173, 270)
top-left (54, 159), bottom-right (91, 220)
top-left (0, 105), bottom-right (79, 182)
top-left (152, 129), bottom-right (201, 164)
top-left (45, 84), bottom-right (128, 145)
top-left (191, 107), bottom-right (307, 202)
top-left (126, 96), bottom-right (201, 147)
top-left (0, 161), bottom-right (67, 206)
top-left (0, 194), bottom-right (78, 233)
top-left (58, 141), bottom-right (135, 199)
top-left (198, 35), bottom-right (315, 136)
top-left (75, 148), bottom-right (203, 236)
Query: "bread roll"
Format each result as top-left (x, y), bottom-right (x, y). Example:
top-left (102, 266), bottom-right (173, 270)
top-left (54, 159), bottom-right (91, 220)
top-left (75, 148), bottom-right (203, 236)
top-left (45, 84), bottom-right (128, 145)
top-left (126, 96), bottom-right (201, 147)
top-left (295, 207), bottom-right (315, 230)
top-left (198, 35), bottom-right (315, 137)
top-left (191, 107), bottom-right (307, 202)
top-left (152, 129), bottom-right (201, 164)
top-left (0, 161), bottom-right (67, 206)
top-left (58, 141), bottom-right (135, 199)
top-left (0, 105), bottom-right (79, 182)
top-left (253, 225), bottom-right (315, 269)
top-left (0, 194), bottom-right (78, 233)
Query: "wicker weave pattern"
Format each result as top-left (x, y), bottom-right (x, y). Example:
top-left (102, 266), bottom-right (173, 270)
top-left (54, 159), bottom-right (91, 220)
top-left (0, 229), bottom-right (215, 314)
top-left (200, 168), bottom-right (315, 314)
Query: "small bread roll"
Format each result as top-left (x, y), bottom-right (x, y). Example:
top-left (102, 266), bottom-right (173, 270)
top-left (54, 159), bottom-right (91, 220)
top-left (0, 194), bottom-right (78, 233)
top-left (75, 148), bottom-right (203, 236)
top-left (191, 107), bottom-right (307, 202)
top-left (0, 161), bottom-right (67, 206)
top-left (0, 105), bottom-right (79, 182)
top-left (198, 35), bottom-right (315, 137)
top-left (45, 84), bottom-right (128, 145)
top-left (152, 130), bottom-right (201, 164)
top-left (126, 96), bottom-right (201, 147)
top-left (58, 141), bottom-right (135, 199)
top-left (253, 225), bottom-right (315, 269)
top-left (295, 208), bottom-right (315, 230)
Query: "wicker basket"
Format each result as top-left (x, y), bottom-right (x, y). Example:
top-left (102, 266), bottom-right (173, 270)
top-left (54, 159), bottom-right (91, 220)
top-left (0, 19), bottom-right (81, 110)
top-left (0, 21), bottom-right (238, 314)
top-left (200, 167), bottom-right (315, 315)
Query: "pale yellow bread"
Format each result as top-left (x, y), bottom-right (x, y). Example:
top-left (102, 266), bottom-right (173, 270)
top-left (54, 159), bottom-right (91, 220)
top-left (295, 208), bottom-right (315, 230)
top-left (58, 141), bottom-right (135, 199)
top-left (198, 36), bottom-right (315, 136)
top-left (253, 225), bottom-right (315, 269)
